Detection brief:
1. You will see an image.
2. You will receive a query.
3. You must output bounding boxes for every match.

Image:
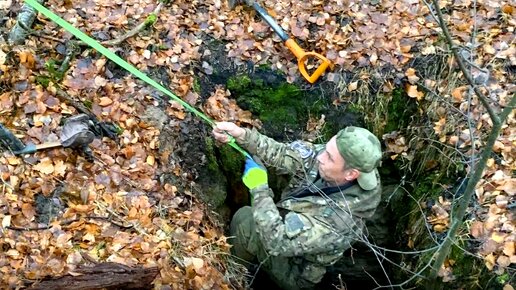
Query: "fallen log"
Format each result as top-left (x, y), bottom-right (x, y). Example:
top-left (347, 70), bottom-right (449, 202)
top-left (27, 263), bottom-right (159, 290)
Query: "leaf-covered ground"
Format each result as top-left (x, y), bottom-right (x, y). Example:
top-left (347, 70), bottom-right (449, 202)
top-left (0, 0), bottom-right (514, 288)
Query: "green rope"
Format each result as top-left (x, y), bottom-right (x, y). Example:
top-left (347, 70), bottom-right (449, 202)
top-left (23, 0), bottom-right (249, 157)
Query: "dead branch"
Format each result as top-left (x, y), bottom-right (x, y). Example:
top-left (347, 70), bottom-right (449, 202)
top-left (6, 215), bottom-right (133, 231)
top-left (54, 88), bottom-right (96, 121)
top-left (8, 0), bottom-right (45, 44)
top-left (95, 201), bottom-right (149, 237)
top-left (102, 2), bottom-right (163, 47)
top-left (14, 28), bottom-right (66, 44)
top-left (58, 41), bottom-right (77, 76)
top-left (26, 263), bottom-right (158, 290)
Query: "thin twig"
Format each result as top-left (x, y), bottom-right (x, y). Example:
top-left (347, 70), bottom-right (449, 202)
top-left (373, 259), bottom-right (433, 290)
top-left (364, 269), bottom-right (382, 288)
top-left (418, 83), bottom-right (468, 119)
top-left (0, 174), bottom-right (13, 190)
top-left (368, 244), bottom-right (441, 255)
top-left (248, 253), bottom-right (270, 287)
top-left (418, 137), bottom-right (469, 159)
top-left (102, 3), bottom-right (163, 47)
top-left (404, 188), bottom-right (440, 245)
top-left (21, 24), bottom-right (66, 43)
top-left (460, 0), bottom-right (480, 227)
top-left (5, 215), bottom-right (133, 231)
top-left (431, 0), bottom-right (499, 124)
top-left (95, 201), bottom-right (148, 236)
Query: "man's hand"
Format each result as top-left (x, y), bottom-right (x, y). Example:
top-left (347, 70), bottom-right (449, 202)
top-left (212, 122), bottom-right (246, 144)
top-left (242, 157), bottom-right (268, 190)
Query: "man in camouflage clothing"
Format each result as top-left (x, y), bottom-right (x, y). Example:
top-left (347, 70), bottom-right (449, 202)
top-left (212, 122), bottom-right (382, 289)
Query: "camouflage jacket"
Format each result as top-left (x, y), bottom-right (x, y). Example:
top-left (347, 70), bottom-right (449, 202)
top-left (239, 128), bottom-right (382, 285)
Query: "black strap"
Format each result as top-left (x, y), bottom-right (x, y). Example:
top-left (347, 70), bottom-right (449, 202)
top-left (291, 180), bottom-right (358, 199)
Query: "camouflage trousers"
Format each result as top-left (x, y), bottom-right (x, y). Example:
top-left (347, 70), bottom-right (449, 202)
top-left (230, 206), bottom-right (318, 290)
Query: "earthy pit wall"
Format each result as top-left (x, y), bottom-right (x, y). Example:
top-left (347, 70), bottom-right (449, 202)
top-left (348, 60), bottom-right (503, 289)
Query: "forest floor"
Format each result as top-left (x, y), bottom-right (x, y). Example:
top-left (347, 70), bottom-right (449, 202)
top-left (0, 0), bottom-right (514, 289)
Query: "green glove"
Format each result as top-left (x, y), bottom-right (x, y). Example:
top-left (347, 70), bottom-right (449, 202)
top-left (242, 157), bottom-right (268, 190)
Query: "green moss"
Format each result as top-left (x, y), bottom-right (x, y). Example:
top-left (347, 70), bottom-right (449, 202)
top-left (204, 137), bottom-right (245, 187)
top-left (192, 78), bottom-right (201, 93)
top-left (346, 103), bottom-right (363, 114)
top-left (145, 13), bottom-right (157, 26)
top-left (496, 273), bottom-right (510, 285)
top-left (200, 138), bottom-right (229, 207)
top-left (385, 87), bottom-right (418, 133)
top-left (391, 171), bottom-right (450, 258)
top-left (203, 137), bottom-right (247, 207)
top-left (227, 75), bottom-right (252, 92)
top-left (204, 138), bottom-right (221, 173)
top-left (389, 166), bottom-right (498, 289)
top-left (45, 59), bottom-right (66, 81)
top-left (227, 73), bottom-right (326, 137)
top-left (219, 144), bottom-right (245, 176)
top-left (83, 100), bottom-right (93, 109)
top-left (412, 172), bottom-right (447, 198)
top-left (36, 76), bottom-right (51, 88)
top-left (447, 240), bottom-right (500, 289)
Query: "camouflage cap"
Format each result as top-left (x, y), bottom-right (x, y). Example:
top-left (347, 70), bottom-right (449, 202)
top-left (336, 127), bottom-right (382, 190)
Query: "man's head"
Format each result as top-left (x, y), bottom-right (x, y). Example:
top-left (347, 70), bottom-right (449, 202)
top-left (316, 126), bottom-right (382, 190)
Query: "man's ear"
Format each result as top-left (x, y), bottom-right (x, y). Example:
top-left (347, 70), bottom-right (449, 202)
top-left (344, 168), bottom-right (360, 181)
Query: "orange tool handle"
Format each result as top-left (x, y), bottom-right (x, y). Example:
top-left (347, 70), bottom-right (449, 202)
top-left (285, 39), bottom-right (333, 84)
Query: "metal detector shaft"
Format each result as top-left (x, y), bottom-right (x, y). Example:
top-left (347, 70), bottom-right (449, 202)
top-left (251, 2), bottom-right (289, 41)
